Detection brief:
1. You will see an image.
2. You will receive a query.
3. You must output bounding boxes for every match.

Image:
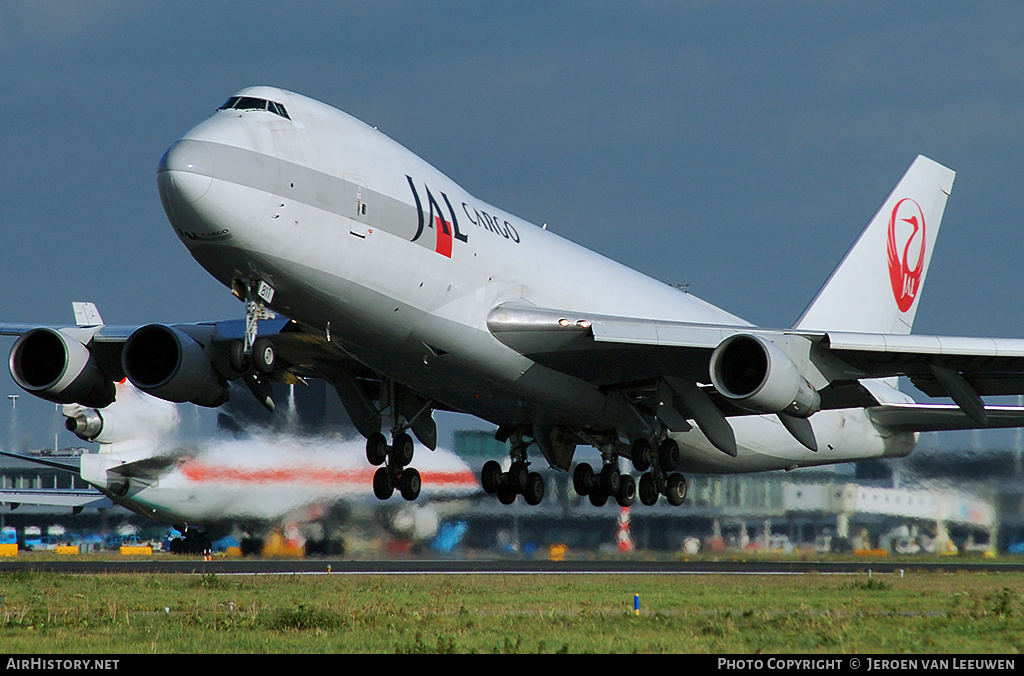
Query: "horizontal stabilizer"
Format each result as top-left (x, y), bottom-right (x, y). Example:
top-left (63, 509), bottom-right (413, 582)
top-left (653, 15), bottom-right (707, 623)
top-left (0, 488), bottom-right (111, 510)
top-left (0, 450), bottom-right (81, 474)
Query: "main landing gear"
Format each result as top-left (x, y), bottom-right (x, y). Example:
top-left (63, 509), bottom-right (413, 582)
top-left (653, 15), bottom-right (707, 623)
top-left (480, 438), bottom-right (545, 506)
top-left (628, 437), bottom-right (688, 506)
top-left (572, 461), bottom-right (637, 507)
top-left (571, 437), bottom-right (687, 507)
top-left (366, 431), bottom-right (421, 502)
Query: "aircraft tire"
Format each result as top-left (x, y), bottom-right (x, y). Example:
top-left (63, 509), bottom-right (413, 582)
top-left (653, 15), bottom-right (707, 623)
top-left (497, 484), bottom-right (517, 505)
top-left (373, 466), bottom-right (394, 500)
top-left (573, 463), bottom-right (593, 496)
top-left (366, 433), bottom-right (388, 466)
top-left (616, 474), bottom-right (636, 507)
top-left (253, 337), bottom-right (276, 374)
top-left (658, 438), bottom-right (681, 472)
top-left (638, 473), bottom-right (659, 506)
top-left (630, 438), bottom-right (652, 472)
top-left (588, 489), bottom-right (608, 507)
top-left (399, 467), bottom-right (421, 501)
top-left (524, 472), bottom-right (544, 506)
top-left (481, 460), bottom-right (502, 494)
top-left (508, 461), bottom-right (529, 493)
top-left (665, 473), bottom-right (687, 506)
top-left (391, 432), bottom-right (415, 467)
top-left (600, 463), bottom-right (621, 496)
top-left (228, 339), bottom-right (248, 374)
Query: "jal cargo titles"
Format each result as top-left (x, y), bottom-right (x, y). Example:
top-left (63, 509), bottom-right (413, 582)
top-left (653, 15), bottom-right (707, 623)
top-left (407, 176), bottom-right (520, 257)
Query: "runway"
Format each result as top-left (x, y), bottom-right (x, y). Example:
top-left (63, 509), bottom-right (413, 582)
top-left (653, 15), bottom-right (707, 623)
top-left (3, 557), bottom-right (1024, 575)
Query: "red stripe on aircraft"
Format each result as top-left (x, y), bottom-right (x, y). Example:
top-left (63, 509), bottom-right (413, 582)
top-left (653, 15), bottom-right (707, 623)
top-left (435, 215), bottom-right (453, 258)
top-left (180, 461), bottom-right (477, 487)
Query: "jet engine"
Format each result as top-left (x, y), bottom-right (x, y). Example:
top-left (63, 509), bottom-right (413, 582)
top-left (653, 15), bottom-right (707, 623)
top-left (8, 328), bottom-right (115, 408)
top-left (121, 324), bottom-right (229, 407)
top-left (64, 406), bottom-right (104, 441)
top-left (64, 380), bottom-right (181, 444)
top-left (709, 334), bottom-right (820, 417)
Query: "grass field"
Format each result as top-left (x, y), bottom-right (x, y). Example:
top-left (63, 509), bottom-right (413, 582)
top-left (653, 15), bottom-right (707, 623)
top-left (1, 566), bottom-right (1023, 653)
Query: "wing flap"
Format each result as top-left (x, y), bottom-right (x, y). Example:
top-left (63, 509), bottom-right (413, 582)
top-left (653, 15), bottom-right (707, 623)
top-left (869, 403), bottom-right (1024, 432)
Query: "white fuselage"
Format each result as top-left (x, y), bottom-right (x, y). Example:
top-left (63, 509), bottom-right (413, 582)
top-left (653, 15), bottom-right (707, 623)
top-left (80, 436), bottom-right (478, 527)
top-left (158, 87), bottom-right (915, 474)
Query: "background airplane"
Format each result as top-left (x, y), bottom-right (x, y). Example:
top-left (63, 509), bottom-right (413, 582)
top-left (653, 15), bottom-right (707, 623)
top-left (1, 377), bottom-right (479, 555)
top-left (8, 88), bottom-right (1024, 516)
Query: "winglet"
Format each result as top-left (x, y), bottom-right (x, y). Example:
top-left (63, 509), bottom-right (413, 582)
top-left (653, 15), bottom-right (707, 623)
top-left (72, 302), bottom-right (104, 327)
top-left (793, 156), bottom-right (955, 335)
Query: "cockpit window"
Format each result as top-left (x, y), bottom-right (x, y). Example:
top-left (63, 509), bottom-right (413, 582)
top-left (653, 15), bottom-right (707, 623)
top-left (218, 96), bottom-right (290, 120)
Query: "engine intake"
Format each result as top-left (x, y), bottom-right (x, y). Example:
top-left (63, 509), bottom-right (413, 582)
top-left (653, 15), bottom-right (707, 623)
top-left (8, 329), bottom-right (115, 408)
top-left (709, 334), bottom-right (820, 417)
top-left (122, 324), bottom-right (229, 407)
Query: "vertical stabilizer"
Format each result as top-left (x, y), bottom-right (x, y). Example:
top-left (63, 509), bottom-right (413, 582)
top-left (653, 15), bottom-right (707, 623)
top-left (794, 156), bottom-right (954, 335)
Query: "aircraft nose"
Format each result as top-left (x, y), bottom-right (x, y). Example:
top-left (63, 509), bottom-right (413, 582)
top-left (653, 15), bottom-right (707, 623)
top-left (157, 139), bottom-right (214, 204)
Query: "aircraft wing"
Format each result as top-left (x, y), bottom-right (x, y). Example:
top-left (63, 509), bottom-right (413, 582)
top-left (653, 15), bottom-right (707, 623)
top-left (0, 313), bottom-right (382, 428)
top-left (0, 488), bottom-right (113, 511)
top-left (0, 451), bottom-right (113, 511)
top-left (487, 303), bottom-right (1024, 428)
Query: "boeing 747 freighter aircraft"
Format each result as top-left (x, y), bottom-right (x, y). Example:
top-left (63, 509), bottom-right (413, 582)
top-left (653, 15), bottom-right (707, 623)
top-left (8, 86), bottom-right (1024, 509)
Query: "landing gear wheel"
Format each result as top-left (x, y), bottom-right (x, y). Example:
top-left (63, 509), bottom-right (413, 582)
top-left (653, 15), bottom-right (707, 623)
top-left (391, 432), bottom-right (415, 467)
top-left (481, 460), bottom-right (502, 494)
top-left (497, 484), bottom-right (517, 505)
top-left (507, 461), bottom-right (529, 494)
top-left (665, 473), bottom-right (688, 506)
top-left (229, 340), bottom-right (248, 374)
top-left (600, 464), bottom-right (621, 496)
top-left (588, 490), bottom-right (609, 507)
top-left (524, 472), bottom-right (545, 506)
top-left (658, 438), bottom-right (681, 471)
top-left (616, 474), bottom-right (636, 507)
top-left (366, 433), bottom-right (388, 466)
top-left (573, 463), bottom-right (594, 496)
top-left (630, 438), bottom-right (652, 472)
top-left (638, 472), bottom-right (659, 506)
top-left (253, 337), bottom-right (276, 374)
top-left (372, 466), bottom-right (394, 500)
top-left (399, 467), bottom-right (421, 501)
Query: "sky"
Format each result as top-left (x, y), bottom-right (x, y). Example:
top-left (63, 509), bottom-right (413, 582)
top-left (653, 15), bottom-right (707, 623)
top-left (2, 2), bottom-right (1024, 452)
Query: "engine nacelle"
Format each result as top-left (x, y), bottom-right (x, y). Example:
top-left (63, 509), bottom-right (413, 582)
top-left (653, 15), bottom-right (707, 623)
top-left (121, 324), bottom-right (229, 407)
top-left (709, 334), bottom-right (820, 417)
top-left (65, 407), bottom-right (104, 441)
top-left (8, 328), bottom-right (115, 408)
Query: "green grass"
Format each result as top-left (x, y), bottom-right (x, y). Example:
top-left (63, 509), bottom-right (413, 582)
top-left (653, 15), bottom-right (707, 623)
top-left (1, 569), bottom-right (1023, 653)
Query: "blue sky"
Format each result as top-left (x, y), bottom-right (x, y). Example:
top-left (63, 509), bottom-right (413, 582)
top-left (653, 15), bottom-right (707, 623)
top-left (3, 2), bottom-right (1024, 450)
